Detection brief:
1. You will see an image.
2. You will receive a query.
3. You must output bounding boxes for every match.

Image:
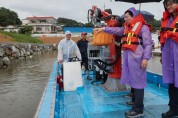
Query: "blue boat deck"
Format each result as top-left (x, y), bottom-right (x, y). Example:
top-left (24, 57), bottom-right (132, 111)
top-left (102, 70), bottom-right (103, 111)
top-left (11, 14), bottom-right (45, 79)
top-left (56, 74), bottom-right (169, 118)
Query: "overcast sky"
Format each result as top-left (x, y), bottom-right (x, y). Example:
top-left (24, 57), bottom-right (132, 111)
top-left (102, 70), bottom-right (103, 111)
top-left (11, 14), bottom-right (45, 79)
top-left (1, 0), bottom-right (164, 23)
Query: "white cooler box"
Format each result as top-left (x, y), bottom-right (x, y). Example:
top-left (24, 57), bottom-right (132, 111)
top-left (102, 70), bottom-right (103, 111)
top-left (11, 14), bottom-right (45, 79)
top-left (63, 61), bottom-right (83, 91)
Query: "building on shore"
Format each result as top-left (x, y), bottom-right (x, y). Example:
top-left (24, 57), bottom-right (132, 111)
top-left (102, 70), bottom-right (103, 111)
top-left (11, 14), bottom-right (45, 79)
top-left (3, 25), bottom-right (19, 32)
top-left (22, 16), bottom-right (58, 34)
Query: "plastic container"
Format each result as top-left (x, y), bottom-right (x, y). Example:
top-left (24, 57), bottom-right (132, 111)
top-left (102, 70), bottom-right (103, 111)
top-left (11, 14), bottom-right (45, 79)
top-left (91, 30), bottom-right (113, 46)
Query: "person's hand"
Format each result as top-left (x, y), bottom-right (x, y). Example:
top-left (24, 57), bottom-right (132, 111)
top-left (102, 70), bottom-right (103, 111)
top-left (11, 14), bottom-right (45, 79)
top-left (59, 59), bottom-right (64, 64)
top-left (141, 59), bottom-right (148, 69)
top-left (94, 27), bottom-right (105, 33)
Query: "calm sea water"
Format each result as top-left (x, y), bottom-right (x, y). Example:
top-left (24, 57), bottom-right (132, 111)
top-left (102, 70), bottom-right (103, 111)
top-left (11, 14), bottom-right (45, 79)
top-left (0, 51), bottom-right (57, 118)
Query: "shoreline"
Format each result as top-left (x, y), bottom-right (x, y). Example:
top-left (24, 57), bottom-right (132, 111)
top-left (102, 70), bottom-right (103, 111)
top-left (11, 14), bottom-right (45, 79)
top-left (0, 42), bottom-right (57, 68)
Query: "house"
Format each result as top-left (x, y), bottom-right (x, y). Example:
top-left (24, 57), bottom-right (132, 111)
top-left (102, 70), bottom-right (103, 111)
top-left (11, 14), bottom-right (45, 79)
top-left (22, 16), bottom-right (58, 34)
top-left (3, 25), bottom-right (19, 32)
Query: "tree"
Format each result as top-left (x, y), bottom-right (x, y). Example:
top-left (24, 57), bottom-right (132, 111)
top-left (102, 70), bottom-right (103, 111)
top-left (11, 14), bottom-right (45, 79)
top-left (58, 17), bottom-right (94, 27)
top-left (150, 19), bottom-right (161, 32)
top-left (0, 7), bottom-right (22, 27)
top-left (84, 22), bottom-right (94, 27)
top-left (19, 25), bottom-right (33, 34)
top-left (57, 17), bottom-right (84, 27)
top-left (57, 17), bottom-right (96, 27)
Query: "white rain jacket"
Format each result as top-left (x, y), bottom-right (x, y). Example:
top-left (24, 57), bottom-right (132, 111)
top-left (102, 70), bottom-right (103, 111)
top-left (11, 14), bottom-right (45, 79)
top-left (57, 38), bottom-right (81, 62)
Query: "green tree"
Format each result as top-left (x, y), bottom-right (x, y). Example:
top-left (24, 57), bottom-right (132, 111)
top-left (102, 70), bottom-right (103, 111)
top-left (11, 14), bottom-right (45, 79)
top-left (19, 25), bottom-right (33, 34)
top-left (0, 7), bottom-right (22, 27)
top-left (58, 17), bottom-right (95, 27)
top-left (57, 17), bottom-right (84, 27)
top-left (150, 19), bottom-right (161, 32)
top-left (84, 22), bottom-right (94, 27)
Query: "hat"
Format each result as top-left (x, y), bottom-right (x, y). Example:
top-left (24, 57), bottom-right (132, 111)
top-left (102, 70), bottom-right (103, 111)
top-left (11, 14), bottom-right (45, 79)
top-left (65, 31), bottom-right (72, 35)
top-left (81, 32), bottom-right (87, 35)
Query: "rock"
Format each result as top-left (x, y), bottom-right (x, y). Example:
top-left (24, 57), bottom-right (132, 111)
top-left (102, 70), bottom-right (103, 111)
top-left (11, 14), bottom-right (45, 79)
top-left (0, 47), bottom-right (4, 57)
top-left (20, 50), bottom-right (24, 57)
top-left (19, 57), bottom-right (25, 61)
top-left (29, 50), bottom-right (34, 55)
top-left (32, 45), bottom-right (39, 52)
top-left (26, 51), bottom-right (30, 56)
top-left (21, 48), bottom-right (26, 56)
top-left (0, 57), bottom-right (3, 68)
top-left (11, 49), bottom-right (20, 58)
top-left (11, 45), bottom-right (17, 51)
top-left (2, 57), bottom-right (10, 66)
top-left (5, 48), bottom-right (12, 56)
top-left (9, 56), bottom-right (15, 60)
top-left (29, 55), bottom-right (33, 58)
top-left (52, 44), bottom-right (57, 50)
top-left (0, 43), bottom-right (56, 68)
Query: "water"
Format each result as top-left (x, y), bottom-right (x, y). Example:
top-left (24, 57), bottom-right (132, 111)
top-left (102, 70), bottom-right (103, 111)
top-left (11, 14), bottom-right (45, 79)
top-left (152, 33), bottom-right (160, 47)
top-left (0, 51), bottom-right (57, 118)
top-left (147, 55), bottom-right (162, 75)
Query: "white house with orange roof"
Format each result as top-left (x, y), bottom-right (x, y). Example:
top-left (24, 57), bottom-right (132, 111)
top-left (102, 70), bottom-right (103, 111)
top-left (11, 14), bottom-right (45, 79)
top-left (22, 16), bottom-right (58, 34)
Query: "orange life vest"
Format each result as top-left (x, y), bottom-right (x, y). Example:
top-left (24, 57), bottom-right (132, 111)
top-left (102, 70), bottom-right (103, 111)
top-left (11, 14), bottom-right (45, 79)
top-left (122, 14), bottom-right (146, 51)
top-left (160, 9), bottom-right (178, 44)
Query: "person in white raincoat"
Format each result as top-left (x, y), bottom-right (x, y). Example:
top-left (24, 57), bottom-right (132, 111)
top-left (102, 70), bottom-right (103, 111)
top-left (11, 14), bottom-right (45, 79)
top-left (57, 31), bottom-right (81, 63)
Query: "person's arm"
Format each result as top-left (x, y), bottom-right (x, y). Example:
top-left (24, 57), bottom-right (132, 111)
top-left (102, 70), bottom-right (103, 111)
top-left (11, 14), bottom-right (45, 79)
top-left (94, 27), bottom-right (124, 36)
top-left (74, 43), bottom-right (82, 61)
top-left (104, 27), bottom-right (124, 36)
top-left (141, 25), bottom-right (153, 60)
top-left (77, 40), bottom-right (80, 48)
top-left (57, 41), bottom-right (64, 63)
top-left (140, 25), bottom-right (153, 69)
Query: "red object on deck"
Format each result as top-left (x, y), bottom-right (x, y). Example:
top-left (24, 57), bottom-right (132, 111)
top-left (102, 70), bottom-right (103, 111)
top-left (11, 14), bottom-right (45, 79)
top-left (57, 75), bottom-right (63, 88)
top-left (108, 43), bottom-right (122, 78)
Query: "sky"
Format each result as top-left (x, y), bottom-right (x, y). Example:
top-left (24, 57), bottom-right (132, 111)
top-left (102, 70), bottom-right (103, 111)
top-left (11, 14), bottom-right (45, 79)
top-left (1, 0), bottom-right (164, 23)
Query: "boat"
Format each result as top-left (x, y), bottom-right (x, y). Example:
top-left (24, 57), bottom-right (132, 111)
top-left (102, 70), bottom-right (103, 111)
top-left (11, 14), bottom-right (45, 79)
top-left (32, 4), bottom-right (170, 117)
top-left (33, 60), bottom-right (169, 118)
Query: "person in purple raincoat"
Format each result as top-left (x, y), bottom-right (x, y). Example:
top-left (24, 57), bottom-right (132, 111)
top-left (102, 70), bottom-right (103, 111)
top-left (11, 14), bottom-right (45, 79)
top-left (95, 7), bottom-right (153, 118)
top-left (160, 0), bottom-right (178, 117)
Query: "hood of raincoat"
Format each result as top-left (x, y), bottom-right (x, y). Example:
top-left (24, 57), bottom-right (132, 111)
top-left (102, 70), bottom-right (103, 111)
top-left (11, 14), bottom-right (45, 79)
top-left (65, 31), bottom-right (72, 35)
top-left (126, 7), bottom-right (139, 18)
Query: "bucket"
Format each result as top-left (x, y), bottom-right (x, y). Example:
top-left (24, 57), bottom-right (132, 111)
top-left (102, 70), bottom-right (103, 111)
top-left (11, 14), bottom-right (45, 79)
top-left (91, 30), bottom-right (113, 46)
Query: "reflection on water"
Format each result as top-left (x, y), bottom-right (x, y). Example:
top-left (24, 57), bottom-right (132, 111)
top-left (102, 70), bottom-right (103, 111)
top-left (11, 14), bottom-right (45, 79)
top-left (0, 51), bottom-right (57, 118)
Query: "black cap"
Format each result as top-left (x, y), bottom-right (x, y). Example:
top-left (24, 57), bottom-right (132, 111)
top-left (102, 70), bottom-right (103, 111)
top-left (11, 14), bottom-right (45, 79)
top-left (81, 32), bottom-right (87, 35)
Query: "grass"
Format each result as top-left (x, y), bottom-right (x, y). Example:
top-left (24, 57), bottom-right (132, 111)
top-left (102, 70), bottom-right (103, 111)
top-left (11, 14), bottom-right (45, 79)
top-left (0, 31), bottom-right (43, 44)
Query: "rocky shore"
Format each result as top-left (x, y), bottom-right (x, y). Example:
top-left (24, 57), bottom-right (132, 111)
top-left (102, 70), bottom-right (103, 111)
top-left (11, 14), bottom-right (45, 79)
top-left (0, 43), bottom-right (57, 68)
